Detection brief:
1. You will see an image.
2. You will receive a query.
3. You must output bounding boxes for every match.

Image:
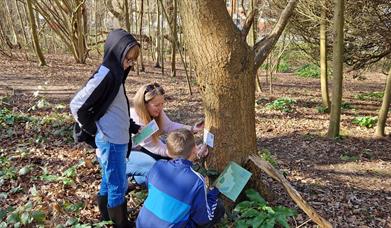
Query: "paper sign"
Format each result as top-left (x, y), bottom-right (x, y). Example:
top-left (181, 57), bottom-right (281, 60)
top-left (132, 119), bottom-right (159, 146)
top-left (214, 161), bottom-right (252, 201)
top-left (203, 129), bottom-right (214, 148)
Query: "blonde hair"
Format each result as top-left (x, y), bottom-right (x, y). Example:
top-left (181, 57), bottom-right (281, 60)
top-left (166, 129), bottom-right (195, 158)
top-left (133, 83), bottom-right (165, 143)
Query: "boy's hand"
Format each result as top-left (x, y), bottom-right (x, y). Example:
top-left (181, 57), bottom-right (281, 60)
top-left (196, 144), bottom-right (208, 159)
top-left (192, 119), bottom-right (204, 134)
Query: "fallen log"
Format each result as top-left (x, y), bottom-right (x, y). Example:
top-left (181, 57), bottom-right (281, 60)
top-left (249, 155), bottom-right (333, 228)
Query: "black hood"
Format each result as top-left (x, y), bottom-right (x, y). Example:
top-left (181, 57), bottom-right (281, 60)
top-left (102, 29), bottom-right (139, 81)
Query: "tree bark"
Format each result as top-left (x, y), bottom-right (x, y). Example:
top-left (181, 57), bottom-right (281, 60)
top-left (178, 0), bottom-right (297, 170)
top-left (15, 0), bottom-right (29, 48)
top-left (160, 4), bottom-right (165, 75)
top-left (124, 0), bottom-right (131, 32)
top-left (328, 0), bottom-right (345, 138)
top-left (4, 0), bottom-right (20, 48)
top-left (376, 68), bottom-right (391, 137)
top-left (33, 0), bottom-right (88, 63)
top-left (178, 1), bottom-right (256, 170)
top-left (26, 0), bottom-right (46, 66)
top-left (253, 0), bottom-right (298, 70)
top-left (320, 2), bottom-right (330, 111)
top-left (154, 0), bottom-right (161, 68)
top-left (170, 0), bottom-right (177, 77)
top-left (138, 0), bottom-right (145, 72)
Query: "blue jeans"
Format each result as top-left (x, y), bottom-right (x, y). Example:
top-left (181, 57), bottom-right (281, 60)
top-left (126, 151), bottom-right (157, 185)
top-left (95, 132), bottom-right (128, 208)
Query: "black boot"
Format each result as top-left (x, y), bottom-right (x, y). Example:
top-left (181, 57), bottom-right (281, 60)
top-left (108, 202), bottom-right (133, 228)
top-left (97, 195), bottom-right (110, 221)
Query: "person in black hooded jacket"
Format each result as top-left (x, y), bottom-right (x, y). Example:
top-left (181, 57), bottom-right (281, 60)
top-left (70, 29), bottom-right (140, 227)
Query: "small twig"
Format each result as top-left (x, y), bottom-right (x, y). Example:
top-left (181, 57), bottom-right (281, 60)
top-left (1, 101), bottom-right (13, 107)
top-left (296, 219), bottom-right (312, 228)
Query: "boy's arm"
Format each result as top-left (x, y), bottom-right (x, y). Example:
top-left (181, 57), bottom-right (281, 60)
top-left (190, 184), bottom-right (220, 226)
top-left (70, 66), bottom-right (109, 135)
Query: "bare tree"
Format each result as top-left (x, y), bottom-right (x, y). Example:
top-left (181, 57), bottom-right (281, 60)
top-left (26, 0), bottom-right (46, 66)
top-left (178, 0), bottom-right (298, 170)
top-left (33, 0), bottom-right (88, 63)
top-left (136, 0), bottom-right (145, 74)
top-left (328, 0), bottom-right (345, 137)
top-left (320, 1), bottom-right (330, 110)
top-left (170, 0), bottom-right (177, 77)
top-left (376, 68), bottom-right (391, 137)
top-left (154, 0), bottom-right (161, 68)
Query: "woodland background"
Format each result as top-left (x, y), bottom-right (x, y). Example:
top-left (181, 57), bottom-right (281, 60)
top-left (0, 0), bottom-right (390, 227)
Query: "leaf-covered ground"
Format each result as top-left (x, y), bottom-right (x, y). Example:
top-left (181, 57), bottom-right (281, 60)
top-left (0, 54), bottom-right (390, 227)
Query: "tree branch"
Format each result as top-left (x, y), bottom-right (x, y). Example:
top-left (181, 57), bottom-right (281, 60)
top-left (253, 0), bottom-right (298, 70)
top-left (105, 0), bottom-right (122, 19)
top-left (241, 10), bottom-right (255, 39)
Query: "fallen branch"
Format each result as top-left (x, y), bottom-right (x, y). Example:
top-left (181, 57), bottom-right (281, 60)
top-left (249, 155), bottom-right (332, 228)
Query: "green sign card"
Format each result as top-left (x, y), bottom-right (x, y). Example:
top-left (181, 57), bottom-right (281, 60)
top-left (214, 161), bottom-right (252, 201)
top-left (132, 119), bottom-right (159, 146)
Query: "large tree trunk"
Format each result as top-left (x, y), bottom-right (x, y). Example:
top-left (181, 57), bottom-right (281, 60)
top-left (178, 0), bottom-right (297, 170)
top-left (376, 68), bottom-right (391, 137)
top-left (178, 1), bottom-right (256, 170)
top-left (26, 0), bottom-right (46, 66)
top-left (320, 3), bottom-right (330, 110)
top-left (328, 0), bottom-right (345, 137)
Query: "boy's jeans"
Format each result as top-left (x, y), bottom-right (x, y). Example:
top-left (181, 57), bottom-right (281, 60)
top-left (126, 151), bottom-right (157, 185)
top-left (95, 132), bottom-right (128, 208)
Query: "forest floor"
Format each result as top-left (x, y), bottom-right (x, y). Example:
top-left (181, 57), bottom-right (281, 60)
top-left (0, 54), bottom-right (390, 227)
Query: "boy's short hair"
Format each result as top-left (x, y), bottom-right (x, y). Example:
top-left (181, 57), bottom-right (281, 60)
top-left (167, 129), bottom-right (195, 158)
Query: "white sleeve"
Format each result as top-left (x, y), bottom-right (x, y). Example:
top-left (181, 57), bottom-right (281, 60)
top-left (139, 137), bottom-right (168, 157)
top-left (161, 110), bottom-right (191, 133)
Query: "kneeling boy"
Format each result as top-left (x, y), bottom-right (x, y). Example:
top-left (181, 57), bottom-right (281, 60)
top-left (136, 128), bottom-right (224, 227)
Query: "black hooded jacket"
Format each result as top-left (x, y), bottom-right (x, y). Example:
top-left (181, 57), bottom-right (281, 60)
top-left (70, 29), bottom-right (140, 147)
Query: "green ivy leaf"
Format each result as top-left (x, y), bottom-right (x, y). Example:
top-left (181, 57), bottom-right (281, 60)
top-left (250, 214), bottom-right (267, 228)
top-left (261, 205), bottom-right (275, 214)
top-left (62, 178), bottom-right (74, 186)
top-left (6, 212), bottom-right (20, 224)
top-left (0, 206), bottom-right (14, 220)
top-left (94, 220), bottom-right (113, 228)
top-left (63, 202), bottom-right (84, 212)
top-left (31, 211), bottom-right (46, 224)
top-left (234, 201), bottom-right (253, 212)
top-left (18, 166), bottom-right (31, 176)
top-left (20, 212), bottom-right (32, 225)
top-left (235, 220), bottom-right (249, 228)
top-left (274, 206), bottom-right (297, 217)
top-left (65, 217), bottom-right (79, 226)
top-left (262, 218), bottom-right (276, 228)
top-left (241, 208), bottom-right (259, 218)
top-left (245, 189), bottom-right (267, 204)
top-left (63, 165), bottom-right (77, 178)
top-left (41, 174), bottom-right (62, 182)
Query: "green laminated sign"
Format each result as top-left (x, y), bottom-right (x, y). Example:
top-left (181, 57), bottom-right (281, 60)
top-left (214, 161), bottom-right (252, 201)
top-left (132, 119), bottom-right (159, 146)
